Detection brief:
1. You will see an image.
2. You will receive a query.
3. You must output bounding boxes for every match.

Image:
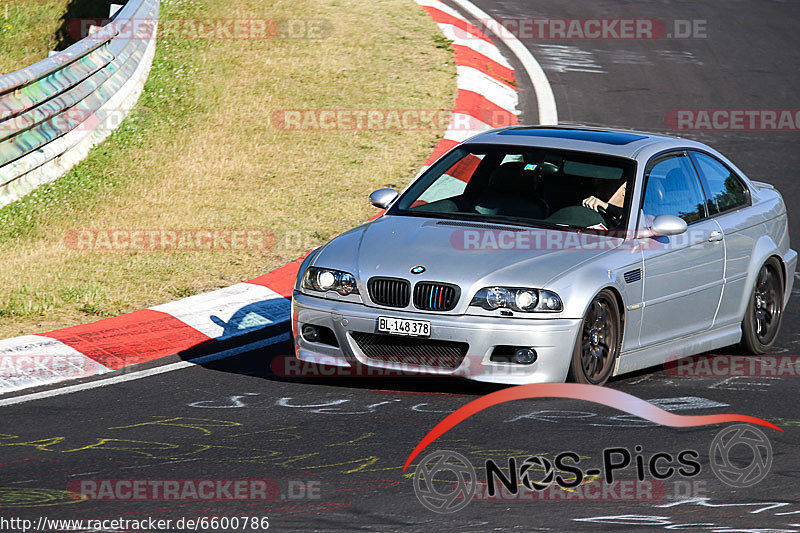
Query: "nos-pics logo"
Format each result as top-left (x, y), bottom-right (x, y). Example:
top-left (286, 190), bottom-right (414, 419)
top-left (412, 424), bottom-right (772, 513)
top-left (404, 385), bottom-right (781, 513)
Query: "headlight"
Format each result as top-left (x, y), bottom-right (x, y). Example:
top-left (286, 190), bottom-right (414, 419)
top-left (302, 267), bottom-right (359, 296)
top-left (470, 287), bottom-right (562, 313)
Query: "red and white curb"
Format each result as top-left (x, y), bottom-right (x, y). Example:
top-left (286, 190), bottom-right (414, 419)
top-left (0, 258), bottom-right (303, 396)
top-left (0, 0), bottom-right (523, 398)
top-left (415, 0), bottom-right (519, 166)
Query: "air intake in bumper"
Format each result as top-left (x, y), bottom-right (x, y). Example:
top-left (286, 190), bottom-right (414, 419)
top-left (351, 332), bottom-right (468, 369)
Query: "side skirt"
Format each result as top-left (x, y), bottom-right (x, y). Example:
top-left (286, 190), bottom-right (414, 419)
top-left (613, 323), bottom-right (742, 376)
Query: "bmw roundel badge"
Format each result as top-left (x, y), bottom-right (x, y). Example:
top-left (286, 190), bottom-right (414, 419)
top-left (410, 265), bottom-right (426, 275)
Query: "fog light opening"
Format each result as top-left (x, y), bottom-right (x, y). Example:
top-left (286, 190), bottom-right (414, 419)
top-left (301, 325), bottom-right (320, 343)
top-left (512, 348), bottom-right (537, 365)
top-left (300, 324), bottom-right (339, 347)
top-left (490, 345), bottom-right (539, 364)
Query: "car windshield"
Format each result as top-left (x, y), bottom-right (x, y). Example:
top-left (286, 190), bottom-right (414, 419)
top-left (389, 144), bottom-right (636, 231)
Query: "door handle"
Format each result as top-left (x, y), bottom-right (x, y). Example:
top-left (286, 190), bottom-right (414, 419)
top-left (708, 230), bottom-right (723, 242)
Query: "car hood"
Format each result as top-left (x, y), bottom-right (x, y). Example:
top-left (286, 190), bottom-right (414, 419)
top-left (312, 215), bottom-right (623, 293)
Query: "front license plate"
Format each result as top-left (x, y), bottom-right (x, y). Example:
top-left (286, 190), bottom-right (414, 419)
top-left (377, 317), bottom-right (431, 337)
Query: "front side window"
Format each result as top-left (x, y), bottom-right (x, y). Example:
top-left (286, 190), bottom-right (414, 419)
top-left (642, 154), bottom-right (707, 224)
top-left (690, 151), bottom-right (749, 214)
top-left (390, 145), bottom-right (635, 231)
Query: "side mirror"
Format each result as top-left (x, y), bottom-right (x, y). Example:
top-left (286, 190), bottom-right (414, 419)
top-left (369, 188), bottom-right (398, 209)
top-left (651, 214), bottom-right (688, 236)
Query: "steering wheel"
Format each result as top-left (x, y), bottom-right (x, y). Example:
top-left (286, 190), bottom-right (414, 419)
top-left (571, 204), bottom-right (615, 228)
top-left (595, 205), bottom-right (620, 228)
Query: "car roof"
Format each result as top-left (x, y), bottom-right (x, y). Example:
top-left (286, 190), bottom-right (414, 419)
top-left (466, 125), bottom-right (694, 159)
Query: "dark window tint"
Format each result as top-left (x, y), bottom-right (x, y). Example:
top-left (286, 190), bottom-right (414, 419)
top-left (643, 154), bottom-right (706, 224)
top-left (498, 128), bottom-right (647, 145)
top-left (391, 144), bottom-right (634, 231)
top-left (691, 152), bottom-right (748, 214)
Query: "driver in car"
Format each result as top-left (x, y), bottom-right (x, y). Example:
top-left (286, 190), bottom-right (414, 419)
top-left (582, 182), bottom-right (626, 218)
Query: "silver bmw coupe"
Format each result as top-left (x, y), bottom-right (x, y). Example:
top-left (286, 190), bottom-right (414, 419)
top-left (291, 126), bottom-right (796, 385)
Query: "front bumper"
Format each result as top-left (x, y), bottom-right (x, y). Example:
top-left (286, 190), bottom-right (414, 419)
top-left (291, 291), bottom-right (582, 384)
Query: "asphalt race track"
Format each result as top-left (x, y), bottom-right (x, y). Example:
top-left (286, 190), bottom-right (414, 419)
top-left (2, 1), bottom-right (800, 531)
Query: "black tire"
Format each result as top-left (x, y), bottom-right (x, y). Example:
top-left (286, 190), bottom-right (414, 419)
top-left (741, 257), bottom-right (784, 354)
top-left (568, 290), bottom-right (621, 386)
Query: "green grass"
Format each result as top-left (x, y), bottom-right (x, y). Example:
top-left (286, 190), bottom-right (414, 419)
top-left (0, 0), bottom-right (455, 337)
top-left (0, 0), bottom-right (72, 74)
top-left (432, 34), bottom-right (453, 50)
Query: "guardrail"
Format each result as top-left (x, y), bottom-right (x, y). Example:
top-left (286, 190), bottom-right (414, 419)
top-left (0, 0), bottom-right (160, 206)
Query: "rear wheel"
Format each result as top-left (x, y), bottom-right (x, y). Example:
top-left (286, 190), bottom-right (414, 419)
top-left (741, 257), bottom-right (784, 354)
top-left (568, 290), bottom-right (621, 386)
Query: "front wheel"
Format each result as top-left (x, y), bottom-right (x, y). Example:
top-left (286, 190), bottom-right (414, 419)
top-left (568, 290), bottom-right (621, 386)
top-left (741, 257), bottom-right (784, 354)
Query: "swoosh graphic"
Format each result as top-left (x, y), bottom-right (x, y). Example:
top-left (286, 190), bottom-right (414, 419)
top-left (403, 383), bottom-right (782, 471)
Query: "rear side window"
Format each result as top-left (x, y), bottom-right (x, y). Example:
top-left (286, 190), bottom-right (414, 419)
top-left (690, 151), bottom-right (749, 214)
